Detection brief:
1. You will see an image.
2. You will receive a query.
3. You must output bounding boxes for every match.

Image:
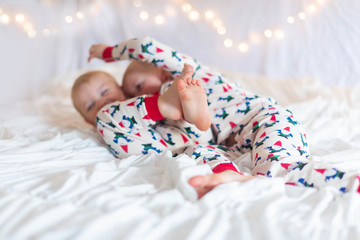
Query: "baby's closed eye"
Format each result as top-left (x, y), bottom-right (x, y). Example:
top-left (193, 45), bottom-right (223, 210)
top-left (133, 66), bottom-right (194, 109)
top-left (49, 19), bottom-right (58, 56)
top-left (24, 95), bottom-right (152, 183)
top-left (87, 102), bottom-right (95, 111)
top-left (136, 83), bottom-right (143, 91)
top-left (101, 89), bottom-right (109, 96)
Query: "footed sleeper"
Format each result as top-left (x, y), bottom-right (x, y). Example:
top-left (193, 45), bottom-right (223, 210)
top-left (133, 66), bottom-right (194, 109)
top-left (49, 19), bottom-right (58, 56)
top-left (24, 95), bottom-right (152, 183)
top-left (96, 37), bottom-right (360, 193)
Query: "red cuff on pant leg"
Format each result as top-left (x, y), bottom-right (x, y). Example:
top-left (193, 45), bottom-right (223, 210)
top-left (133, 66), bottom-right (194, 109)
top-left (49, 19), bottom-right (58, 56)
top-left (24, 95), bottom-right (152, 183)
top-left (144, 95), bottom-right (165, 121)
top-left (102, 46), bottom-right (115, 62)
top-left (212, 163), bottom-right (242, 174)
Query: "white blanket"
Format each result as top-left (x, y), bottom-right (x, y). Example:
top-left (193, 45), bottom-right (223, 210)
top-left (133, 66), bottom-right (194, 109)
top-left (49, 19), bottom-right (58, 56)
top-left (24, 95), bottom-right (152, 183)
top-left (1, 66), bottom-right (360, 240)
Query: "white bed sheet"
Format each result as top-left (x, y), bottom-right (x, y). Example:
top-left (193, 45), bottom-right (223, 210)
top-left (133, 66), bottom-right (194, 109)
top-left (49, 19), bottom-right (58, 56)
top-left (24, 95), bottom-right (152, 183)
top-left (1, 66), bottom-right (360, 240)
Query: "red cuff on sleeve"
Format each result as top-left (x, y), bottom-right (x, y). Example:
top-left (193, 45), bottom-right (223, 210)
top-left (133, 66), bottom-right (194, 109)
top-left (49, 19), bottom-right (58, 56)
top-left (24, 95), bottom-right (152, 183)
top-left (102, 46), bottom-right (115, 62)
top-left (144, 95), bottom-right (165, 121)
top-left (212, 163), bottom-right (242, 174)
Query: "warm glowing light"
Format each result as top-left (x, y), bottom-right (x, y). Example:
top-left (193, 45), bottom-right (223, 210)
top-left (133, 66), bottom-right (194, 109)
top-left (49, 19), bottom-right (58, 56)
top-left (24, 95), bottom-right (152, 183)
top-left (154, 15), bottom-right (165, 25)
top-left (139, 11), bottom-right (149, 20)
top-left (287, 16), bottom-right (295, 24)
top-left (224, 38), bottom-right (233, 48)
top-left (42, 28), bottom-right (51, 37)
top-left (249, 32), bottom-right (261, 44)
top-left (27, 30), bottom-right (36, 38)
top-left (298, 12), bottom-right (306, 20)
top-left (217, 26), bottom-right (226, 35)
top-left (76, 12), bottom-right (84, 19)
top-left (182, 3), bottom-right (192, 12)
top-left (213, 19), bottom-right (222, 28)
top-left (264, 29), bottom-right (272, 38)
top-left (24, 23), bottom-right (33, 31)
top-left (89, 4), bottom-right (100, 15)
top-left (274, 29), bottom-right (285, 39)
top-left (0, 9), bottom-right (2, 14)
top-left (65, 15), bottom-right (73, 23)
top-left (15, 14), bottom-right (25, 23)
top-left (189, 11), bottom-right (199, 21)
top-left (307, 4), bottom-right (317, 13)
top-left (205, 10), bottom-right (214, 20)
top-left (133, 0), bottom-right (142, 8)
top-left (238, 42), bottom-right (249, 53)
top-left (165, 5), bottom-right (176, 16)
top-left (0, 14), bottom-right (10, 24)
top-left (6, 0), bottom-right (322, 53)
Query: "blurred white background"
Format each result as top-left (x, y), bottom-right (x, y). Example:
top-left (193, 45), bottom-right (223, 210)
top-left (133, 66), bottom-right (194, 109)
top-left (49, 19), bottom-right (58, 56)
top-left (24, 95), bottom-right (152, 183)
top-left (0, 0), bottom-right (359, 107)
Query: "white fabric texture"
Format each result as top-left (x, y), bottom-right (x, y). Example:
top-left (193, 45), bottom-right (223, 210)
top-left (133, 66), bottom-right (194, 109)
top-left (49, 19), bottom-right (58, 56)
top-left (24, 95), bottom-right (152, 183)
top-left (0, 65), bottom-right (360, 239)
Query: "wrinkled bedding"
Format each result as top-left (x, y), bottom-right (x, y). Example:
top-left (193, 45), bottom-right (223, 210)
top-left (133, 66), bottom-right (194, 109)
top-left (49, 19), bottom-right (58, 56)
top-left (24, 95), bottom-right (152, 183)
top-left (1, 66), bottom-right (360, 240)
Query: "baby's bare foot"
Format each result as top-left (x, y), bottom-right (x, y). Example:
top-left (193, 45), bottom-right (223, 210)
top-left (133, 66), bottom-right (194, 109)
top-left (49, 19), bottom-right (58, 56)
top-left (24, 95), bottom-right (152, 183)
top-left (157, 64), bottom-right (196, 121)
top-left (178, 63), bottom-right (194, 79)
top-left (158, 88), bottom-right (182, 121)
top-left (177, 77), bottom-right (211, 131)
top-left (188, 170), bottom-right (255, 199)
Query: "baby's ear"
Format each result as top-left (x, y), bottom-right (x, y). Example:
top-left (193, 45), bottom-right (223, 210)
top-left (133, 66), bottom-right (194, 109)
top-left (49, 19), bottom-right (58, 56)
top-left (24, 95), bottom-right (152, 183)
top-left (156, 66), bottom-right (163, 73)
top-left (158, 67), bottom-right (170, 82)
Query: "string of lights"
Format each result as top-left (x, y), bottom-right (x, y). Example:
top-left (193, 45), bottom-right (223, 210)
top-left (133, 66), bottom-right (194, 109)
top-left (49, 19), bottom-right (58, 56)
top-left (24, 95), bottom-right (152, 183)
top-left (171, 0), bottom-right (326, 53)
top-left (0, 0), bottom-right (327, 53)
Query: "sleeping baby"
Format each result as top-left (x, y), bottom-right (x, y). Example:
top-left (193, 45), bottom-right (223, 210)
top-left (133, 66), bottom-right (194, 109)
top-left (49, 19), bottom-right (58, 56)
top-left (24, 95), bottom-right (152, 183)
top-left (72, 37), bottom-right (357, 198)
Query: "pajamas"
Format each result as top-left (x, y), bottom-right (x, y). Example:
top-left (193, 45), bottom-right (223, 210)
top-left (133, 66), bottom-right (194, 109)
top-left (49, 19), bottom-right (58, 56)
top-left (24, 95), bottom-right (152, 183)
top-left (96, 95), bottom-right (212, 156)
top-left (97, 37), bottom-right (360, 193)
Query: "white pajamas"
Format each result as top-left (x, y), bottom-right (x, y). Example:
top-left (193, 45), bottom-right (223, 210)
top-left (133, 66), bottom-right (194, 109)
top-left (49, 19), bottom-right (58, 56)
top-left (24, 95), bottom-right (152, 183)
top-left (96, 37), bottom-right (360, 192)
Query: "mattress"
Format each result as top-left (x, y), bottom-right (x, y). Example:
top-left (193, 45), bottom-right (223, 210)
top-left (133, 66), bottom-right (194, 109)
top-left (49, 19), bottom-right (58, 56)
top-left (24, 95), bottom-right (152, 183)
top-left (1, 65), bottom-right (360, 240)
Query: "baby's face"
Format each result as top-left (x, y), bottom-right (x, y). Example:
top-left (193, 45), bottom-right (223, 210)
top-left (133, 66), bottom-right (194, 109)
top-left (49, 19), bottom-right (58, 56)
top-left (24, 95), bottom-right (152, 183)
top-left (122, 68), bottom-right (172, 98)
top-left (73, 72), bottom-right (125, 125)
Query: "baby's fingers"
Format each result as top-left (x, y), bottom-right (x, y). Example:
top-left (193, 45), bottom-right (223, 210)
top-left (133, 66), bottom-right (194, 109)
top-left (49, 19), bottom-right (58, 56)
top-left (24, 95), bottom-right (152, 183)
top-left (88, 45), bottom-right (95, 62)
top-left (88, 53), bottom-right (94, 62)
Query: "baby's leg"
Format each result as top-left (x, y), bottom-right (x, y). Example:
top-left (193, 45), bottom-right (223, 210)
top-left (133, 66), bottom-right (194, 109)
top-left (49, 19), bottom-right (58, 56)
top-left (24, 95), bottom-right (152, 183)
top-left (233, 103), bottom-right (359, 193)
top-left (183, 144), bottom-right (253, 198)
top-left (159, 64), bottom-right (211, 131)
top-left (245, 106), bottom-right (311, 179)
top-left (228, 102), bottom-right (313, 182)
top-left (177, 77), bottom-right (211, 131)
top-left (158, 64), bottom-right (194, 120)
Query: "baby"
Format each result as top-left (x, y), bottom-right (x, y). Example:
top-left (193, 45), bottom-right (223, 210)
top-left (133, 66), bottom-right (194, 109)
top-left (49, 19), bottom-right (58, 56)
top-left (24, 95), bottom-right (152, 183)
top-left (72, 70), bottom-right (126, 126)
top-left (73, 67), bottom-right (251, 198)
top-left (72, 64), bottom-right (211, 130)
top-left (121, 60), bottom-right (173, 98)
top-left (73, 37), bottom-right (357, 197)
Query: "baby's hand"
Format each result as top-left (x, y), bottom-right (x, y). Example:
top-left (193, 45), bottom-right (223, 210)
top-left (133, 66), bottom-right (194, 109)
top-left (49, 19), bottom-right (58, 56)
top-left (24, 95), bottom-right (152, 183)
top-left (88, 44), bottom-right (109, 62)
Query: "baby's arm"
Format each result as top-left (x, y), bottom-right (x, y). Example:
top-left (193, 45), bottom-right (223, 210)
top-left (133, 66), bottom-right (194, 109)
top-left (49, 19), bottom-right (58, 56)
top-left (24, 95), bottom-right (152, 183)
top-left (88, 37), bottom-right (209, 77)
top-left (97, 64), bottom-right (212, 157)
top-left (97, 89), bottom-right (210, 158)
top-left (96, 95), bottom-right (169, 157)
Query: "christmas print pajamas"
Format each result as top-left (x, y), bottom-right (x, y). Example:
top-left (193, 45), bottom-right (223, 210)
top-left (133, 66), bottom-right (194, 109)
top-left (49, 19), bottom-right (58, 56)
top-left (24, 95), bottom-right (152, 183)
top-left (97, 37), bottom-right (360, 193)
